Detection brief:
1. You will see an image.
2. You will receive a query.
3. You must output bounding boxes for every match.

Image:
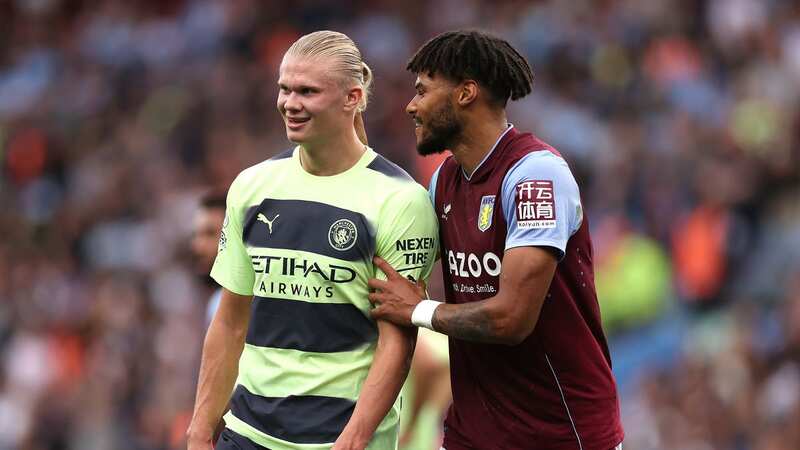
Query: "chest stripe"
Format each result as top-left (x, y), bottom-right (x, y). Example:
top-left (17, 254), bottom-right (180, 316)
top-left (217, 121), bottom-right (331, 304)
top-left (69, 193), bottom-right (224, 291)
top-left (230, 384), bottom-right (354, 444)
top-left (247, 296), bottom-right (377, 352)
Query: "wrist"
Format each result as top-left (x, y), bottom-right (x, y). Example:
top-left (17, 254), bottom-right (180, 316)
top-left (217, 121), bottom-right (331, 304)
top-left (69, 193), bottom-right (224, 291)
top-left (411, 300), bottom-right (442, 330)
top-left (337, 425), bottom-right (371, 447)
top-left (187, 421), bottom-right (215, 441)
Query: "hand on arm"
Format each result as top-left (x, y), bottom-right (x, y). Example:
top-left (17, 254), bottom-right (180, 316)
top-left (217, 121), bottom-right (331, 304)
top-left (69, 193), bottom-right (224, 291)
top-left (187, 289), bottom-right (253, 449)
top-left (367, 257), bottom-right (428, 327)
top-left (333, 320), bottom-right (416, 450)
top-left (339, 181), bottom-right (434, 448)
top-left (369, 246), bottom-right (558, 345)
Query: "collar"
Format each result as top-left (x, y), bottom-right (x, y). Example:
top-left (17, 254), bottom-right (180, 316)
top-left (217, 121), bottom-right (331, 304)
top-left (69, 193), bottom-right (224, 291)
top-left (461, 123), bottom-right (514, 181)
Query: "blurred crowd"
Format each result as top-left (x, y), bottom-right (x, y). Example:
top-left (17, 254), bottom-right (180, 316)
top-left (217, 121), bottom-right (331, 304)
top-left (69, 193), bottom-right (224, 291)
top-left (1, 0), bottom-right (799, 449)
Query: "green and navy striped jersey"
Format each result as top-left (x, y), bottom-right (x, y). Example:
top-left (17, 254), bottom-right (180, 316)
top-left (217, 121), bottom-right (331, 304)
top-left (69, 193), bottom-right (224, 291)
top-left (211, 146), bottom-right (438, 450)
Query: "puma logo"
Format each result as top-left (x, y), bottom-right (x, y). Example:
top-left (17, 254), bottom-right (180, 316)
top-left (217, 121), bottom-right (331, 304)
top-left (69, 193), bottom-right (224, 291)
top-left (257, 213), bottom-right (280, 234)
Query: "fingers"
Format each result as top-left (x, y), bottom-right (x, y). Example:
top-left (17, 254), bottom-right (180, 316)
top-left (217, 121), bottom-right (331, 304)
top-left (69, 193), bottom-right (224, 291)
top-left (369, 305), bottom-right (386, 319)
top-left (368, 291), bottom-right (391, 305)
top-left (367, 278), bottom-right (389, 291)
top-left (372, 256), bottom-right (401, 280)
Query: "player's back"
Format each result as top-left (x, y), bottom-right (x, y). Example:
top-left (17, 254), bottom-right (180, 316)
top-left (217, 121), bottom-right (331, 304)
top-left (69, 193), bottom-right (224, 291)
top-left (431, 127), bottom-right (624, 450)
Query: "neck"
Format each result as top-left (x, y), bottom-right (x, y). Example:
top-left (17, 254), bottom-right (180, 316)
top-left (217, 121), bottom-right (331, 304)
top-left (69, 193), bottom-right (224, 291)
top-left (299, 128), bottom-right (365, 176)
top-left (450, 114), bottom-right (508, 177)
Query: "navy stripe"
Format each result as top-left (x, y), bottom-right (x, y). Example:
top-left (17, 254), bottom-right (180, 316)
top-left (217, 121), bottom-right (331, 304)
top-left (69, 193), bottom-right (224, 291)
top-left (217, 429), bottom-right (271, 450)
top-left (230, 384), bottom-right (354, 444)
top-left (243, 199), bottom-right (375, 262)
top-left (247, 296), bottom-right (377, 352)
top-left (366, 154), bottom-right (414, 180)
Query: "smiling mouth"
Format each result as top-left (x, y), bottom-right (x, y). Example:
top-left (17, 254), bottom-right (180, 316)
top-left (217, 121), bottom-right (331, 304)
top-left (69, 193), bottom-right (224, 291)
top-left (286, 117), bottom-right (310, 130)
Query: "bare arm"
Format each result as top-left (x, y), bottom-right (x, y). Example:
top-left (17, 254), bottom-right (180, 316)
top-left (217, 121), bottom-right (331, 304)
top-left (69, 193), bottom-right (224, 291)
top-left (187, 288), bottom-right (253, 449)
top-left (333, 320), bottom-right (416, 449)
top-left (369, 246), bottom-right (558, 345)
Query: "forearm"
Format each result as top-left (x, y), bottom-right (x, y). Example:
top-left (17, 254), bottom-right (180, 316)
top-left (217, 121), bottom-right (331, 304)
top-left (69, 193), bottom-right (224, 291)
top-left (370, 248), bottom-right (556, 346)
top-left (430, 294), bottom-right (542, 345)
top-left (430, 299), bottom-right (513, 344)
top-left (339, 322), bottom-right (416, 446)
top-left (189, 314), bottom-right (247, 439)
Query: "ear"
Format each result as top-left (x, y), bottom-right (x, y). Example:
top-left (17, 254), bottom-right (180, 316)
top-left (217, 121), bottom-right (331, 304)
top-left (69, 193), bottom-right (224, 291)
top-left (344, 86), bottom-right (363, 112)
top-left (456, 80), bottom-right (478, 106)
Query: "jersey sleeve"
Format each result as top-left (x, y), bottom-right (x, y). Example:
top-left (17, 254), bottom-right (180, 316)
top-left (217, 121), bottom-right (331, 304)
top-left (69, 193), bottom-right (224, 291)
top-left (375, 185), bottom-right (439, 285)
top-left (501, 152), bottom-right (583, 260)
top-left (427, 163), bottom-right (442, 206)
top-left (210, 176), bottom-right (255, 296)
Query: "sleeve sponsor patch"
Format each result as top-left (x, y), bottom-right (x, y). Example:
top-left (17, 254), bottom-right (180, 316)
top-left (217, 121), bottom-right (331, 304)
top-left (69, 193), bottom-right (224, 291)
top-left (516, 180), bottom-right (556, 229)
top-left (218, 230), bottom-right (227, 251)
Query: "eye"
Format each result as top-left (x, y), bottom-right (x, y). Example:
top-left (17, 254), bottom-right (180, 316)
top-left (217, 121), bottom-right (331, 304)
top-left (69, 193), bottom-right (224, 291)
top-left (301, 87), bottom-right (315, 95)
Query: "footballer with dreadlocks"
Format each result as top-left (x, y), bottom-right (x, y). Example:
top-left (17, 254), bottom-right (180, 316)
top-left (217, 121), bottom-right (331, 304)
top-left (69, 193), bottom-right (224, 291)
top-left (368, 30), bottom-right (624, 450)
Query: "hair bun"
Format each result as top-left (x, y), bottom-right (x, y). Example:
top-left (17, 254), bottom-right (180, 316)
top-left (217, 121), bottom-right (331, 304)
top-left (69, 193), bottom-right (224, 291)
top-left (358, 62), bottom-right (373, 112)
top-left (362, 62), bottom-right (373, 86)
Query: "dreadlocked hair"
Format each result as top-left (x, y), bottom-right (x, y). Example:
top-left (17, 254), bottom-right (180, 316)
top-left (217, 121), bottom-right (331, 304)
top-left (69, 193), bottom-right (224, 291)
top-left (407, 30), bottom-right (533, 106)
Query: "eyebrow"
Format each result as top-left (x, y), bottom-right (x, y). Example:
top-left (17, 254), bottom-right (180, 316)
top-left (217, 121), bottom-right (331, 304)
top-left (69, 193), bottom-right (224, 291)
top-left (415, 81), bottom-right (424, 90)
top-left (278, 82), bottom-right (320, 91)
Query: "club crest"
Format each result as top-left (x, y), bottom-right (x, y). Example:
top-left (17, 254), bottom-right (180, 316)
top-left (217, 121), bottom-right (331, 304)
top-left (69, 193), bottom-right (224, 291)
top-left (328, 219), bottom-right (358, 251)
top-left (478, 195), bottom-right (495, 232)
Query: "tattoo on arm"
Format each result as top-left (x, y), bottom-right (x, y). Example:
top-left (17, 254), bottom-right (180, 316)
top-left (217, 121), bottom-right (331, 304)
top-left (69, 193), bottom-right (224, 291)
top-left (432, 301), bottom-right (500, 343)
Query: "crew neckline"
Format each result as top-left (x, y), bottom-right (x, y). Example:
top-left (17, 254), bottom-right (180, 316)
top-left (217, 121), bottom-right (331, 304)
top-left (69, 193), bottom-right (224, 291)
top-left (293, 145), bottom-right (373, 180)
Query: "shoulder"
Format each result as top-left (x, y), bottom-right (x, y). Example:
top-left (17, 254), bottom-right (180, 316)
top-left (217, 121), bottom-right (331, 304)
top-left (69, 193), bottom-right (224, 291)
top-left (360, 156), bottom-right (431, 223)
top-left (229, 148), bottom-right (295, 200)
top-left (434, 154), bottom-right (459, 178)
top-left (503, 146), bottom-right (574, 186)
top-left (364, 151), bottom-right (429, 201)
top-left (365, 152), bottom-right (415, 182)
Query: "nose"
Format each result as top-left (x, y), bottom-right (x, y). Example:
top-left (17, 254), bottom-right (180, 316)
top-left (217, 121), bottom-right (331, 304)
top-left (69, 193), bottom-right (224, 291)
top-left (406, 97), bottom-right (417, 116)
top-left (282, 92), bottom-right (302, 113)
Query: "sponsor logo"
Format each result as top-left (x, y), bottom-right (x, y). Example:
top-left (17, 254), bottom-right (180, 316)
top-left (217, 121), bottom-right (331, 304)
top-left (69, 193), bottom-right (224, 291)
top-left (251, 255), bottom-right (357, 283)
top-left (218, 230), bottom-right (227, 251)
top-left (395, 237), bottom-right (436, 251)
top-left (516, 180), bottom-right (556, 229)
top-left (445, 250), bottom-right (502, 278)
top-left (444, 204), bottom-right (452, 214)
top-left (328, 219), bottom-right (358, 251)
top-left (257, 213), bottom-right (280, 234)
top-left (395, 237), bottom-right (435, 266)
top-left (441, 203), bottom-right (451, 221)
top-left (477, 195), bottom-right (495, 232)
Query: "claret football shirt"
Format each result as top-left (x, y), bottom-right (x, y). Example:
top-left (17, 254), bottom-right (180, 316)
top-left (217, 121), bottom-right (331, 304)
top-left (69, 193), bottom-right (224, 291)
top-left (212, 146), bottom-right (438, 450)
top-left (430, 126), bottom-right (624, 450)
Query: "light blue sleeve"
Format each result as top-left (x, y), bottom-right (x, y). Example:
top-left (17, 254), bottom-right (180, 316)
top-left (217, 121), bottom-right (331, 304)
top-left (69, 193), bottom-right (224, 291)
top-left (427, 163), bottom-right (442, 206)
top-left (501, 152), bottom-right (583, 260)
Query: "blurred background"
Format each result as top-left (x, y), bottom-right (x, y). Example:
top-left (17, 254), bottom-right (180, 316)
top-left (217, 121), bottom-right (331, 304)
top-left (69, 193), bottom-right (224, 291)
top-left (1, 0), bottom-right (799, 449)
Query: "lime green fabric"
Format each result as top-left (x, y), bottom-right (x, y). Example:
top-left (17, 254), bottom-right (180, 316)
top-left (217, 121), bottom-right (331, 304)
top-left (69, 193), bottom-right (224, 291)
top-left (212, 147), bottom-right (438, 449)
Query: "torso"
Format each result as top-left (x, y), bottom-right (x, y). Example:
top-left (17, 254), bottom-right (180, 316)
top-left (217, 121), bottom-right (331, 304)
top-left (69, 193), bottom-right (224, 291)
top-left (214, 147), bottom-right (437, 450)
top-left (433, 128), bottom-right (624, 450)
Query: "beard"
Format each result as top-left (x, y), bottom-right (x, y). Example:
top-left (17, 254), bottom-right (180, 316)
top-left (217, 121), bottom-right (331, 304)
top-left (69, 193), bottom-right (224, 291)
top-left (416, 101), bottom-right (463, 156)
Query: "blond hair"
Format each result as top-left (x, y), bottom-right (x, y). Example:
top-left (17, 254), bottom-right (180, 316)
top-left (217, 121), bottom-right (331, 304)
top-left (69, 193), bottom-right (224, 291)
top-left (285, 30), bottom-right (373, 112)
